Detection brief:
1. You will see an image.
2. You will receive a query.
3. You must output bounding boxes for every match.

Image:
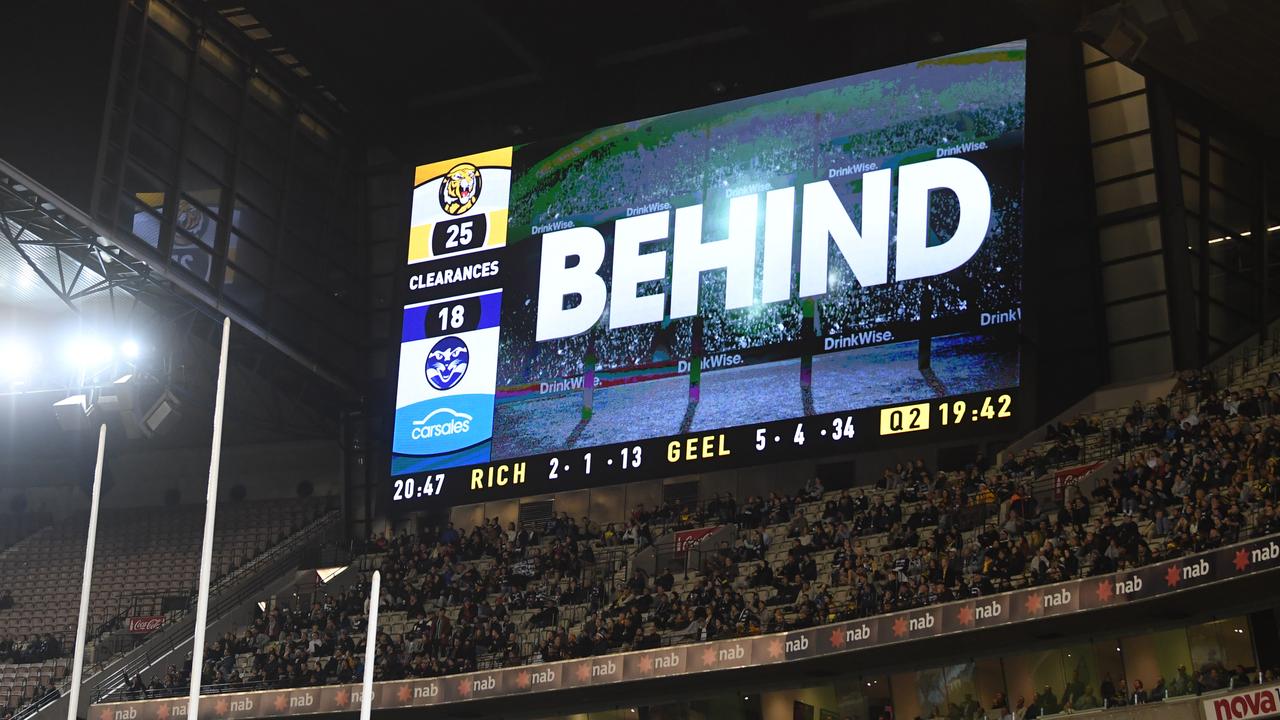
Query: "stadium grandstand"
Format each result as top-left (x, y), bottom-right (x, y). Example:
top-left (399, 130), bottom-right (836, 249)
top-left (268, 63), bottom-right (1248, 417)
top-left (1, 2), bottom-right (1279, 720)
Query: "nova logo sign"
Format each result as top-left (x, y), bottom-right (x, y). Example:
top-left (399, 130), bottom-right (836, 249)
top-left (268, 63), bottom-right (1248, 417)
top-left (535, 157), bottom-right (992, 341)
top-left (1208, 686), bottom-right (1280, 720)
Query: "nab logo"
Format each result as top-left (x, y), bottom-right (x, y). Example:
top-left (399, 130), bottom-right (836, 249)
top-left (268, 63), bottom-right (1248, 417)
top-left (439, 163), bottom-right (482, 216)
top-left (1182, 559), bottom-right (1210, 580)
top-left (592, 661), bottom-right (617, 677)
top-left (289, 694), bottom-right (314, 708)
top-left (113, 710), bottom-right (137, 720)
top-left (651, 653), bottom-right (679, 669)
top-left (718, 645), bottom-right (746, 661)
top-left (785, 636), bottom-right (809, 653)
top-left (1114, 575), bottom-right (1143, 595)
top-left (425, 336), bottom-right (469, 390)
top-left (472, 676), bottom-right (496, 691)
top-left (1044, 589), bottom-right (1072, 608)
top-left (975, 601), bottom-right (1002, 620)
top-left (1252, 541), bottom-right (1280, 563)
top-left (413, 684), bottom-right (439, 698)
top-left (530, 668), bottom-right (557, 684)
top-left (845, 624), bottom-right (872, 643)
top-left (229, 700), bottom-right (253, 712)
top-left (909, 614), bottom-right (935, 632)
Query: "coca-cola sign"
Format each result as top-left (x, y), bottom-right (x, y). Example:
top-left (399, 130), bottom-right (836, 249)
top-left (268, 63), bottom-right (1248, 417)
top-left (126, 616), bottom-right (164, 634)
top-left (673, 527), bottom-right (718, 554)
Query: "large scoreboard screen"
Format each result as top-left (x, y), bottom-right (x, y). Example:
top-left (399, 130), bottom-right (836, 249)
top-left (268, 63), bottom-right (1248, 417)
top-left (391, 41), bottom-right (1026, 508)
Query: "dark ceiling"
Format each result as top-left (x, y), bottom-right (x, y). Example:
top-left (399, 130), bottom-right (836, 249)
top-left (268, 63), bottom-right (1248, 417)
top-left (218, 0), bottom-right (1280, 165)
top-left (224, 0), bottom-right (1041, 162)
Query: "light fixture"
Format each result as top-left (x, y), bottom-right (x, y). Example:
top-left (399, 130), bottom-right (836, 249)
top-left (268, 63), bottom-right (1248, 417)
top-left (0, 339), bottom-right (37, 381)
top-left (64, 335), bottom-right (113, 370)
top-left (1208, 223), bottom-right (1280, 245)
top-left (53, 394), bottom-right (92, 432)
top-left (121, 339), bottom-right (141, 360)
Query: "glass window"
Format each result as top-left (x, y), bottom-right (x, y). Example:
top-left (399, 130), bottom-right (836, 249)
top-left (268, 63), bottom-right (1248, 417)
top-left (145, 0), bottom-right (192, 45)
top-left (138, 59), bottom-right (187, 113)
top-left (180, 162), bottom-right (224, 211)
top-left (197, 36), bottom-right (240, 80)
top-left (1084, 61), bottom-right (1145, 103)
top-left (243, 98), bottom-right (291, 151)
top-left (222, 263), bottom-right (266, 314)
top-left (233, 194), bottom-right (277, 244)
top-left (235, 162), bottom-right (281, 216)
top-left (123, 194), bottom-right (164, 249)
top-left (144, 12), bottom-right (192, 66)
top-left (227, 232), bottom-right (271, 281)
top-left (190, 97), bottom-right (238, 154)
top-left (1099, 215), bottom-right (1161, 263)
top-left (1003, 649), bottom-right (1067, 716)
top-left (890, 669), bottom-right (948, 720)
top-left (1092, 135), bottom-right (1154, 183)
top-left (1089, 94), bottom-right (1150, 142)
top-left (241, 134), bottom-right (285, 184)
top-left (1121, 628), bottom-right (1191, 703)
top-left (192, 64), bottom-right (241, 119)
top-left (1188, 618), bottom-right (1256, 691)
top-left (133, 94), bottom-right (183, 149)
top-left (1095, 173), bottom-right (1157, 215)
top-left (175, 195), bottom-right (219, 250)
top-left (170, 236), bottom-right (213, 285)
top-left (1183, 174), bottom-right (1201, 213)
top-left (1102, 253), bottom-right (1166, 299)
top-left (184, 127), bottom-right (231, 183)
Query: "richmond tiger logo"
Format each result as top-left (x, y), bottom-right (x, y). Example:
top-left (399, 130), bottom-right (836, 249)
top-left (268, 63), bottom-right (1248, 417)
top-left (439, 162), bottom-right (482, 216)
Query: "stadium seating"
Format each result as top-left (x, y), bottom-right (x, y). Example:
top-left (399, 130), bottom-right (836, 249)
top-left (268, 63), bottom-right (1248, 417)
top-left (0, 498), bottom-right (332, 719)
top-left (90, 356), bottom-right (1280, 719)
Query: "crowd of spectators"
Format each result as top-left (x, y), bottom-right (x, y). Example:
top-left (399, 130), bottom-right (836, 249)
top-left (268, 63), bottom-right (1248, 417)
top-left (96, 373), bottom-right (1280, 718)
top-left (962, 662), bottom-right (1280, 720)
top-left (0, 634), bottom-right (61, 665)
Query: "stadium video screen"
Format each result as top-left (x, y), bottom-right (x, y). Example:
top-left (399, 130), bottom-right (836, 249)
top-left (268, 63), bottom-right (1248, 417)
top-left (392, 41), bottom-right (1025, 507)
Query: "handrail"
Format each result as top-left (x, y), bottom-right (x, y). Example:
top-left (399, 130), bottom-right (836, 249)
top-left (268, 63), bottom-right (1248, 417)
top-left (81, 509), bottom-right (342, 707)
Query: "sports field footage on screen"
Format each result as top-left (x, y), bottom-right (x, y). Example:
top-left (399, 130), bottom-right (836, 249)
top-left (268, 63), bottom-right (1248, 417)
top-left (391, 40), bottom-right (1027, 507)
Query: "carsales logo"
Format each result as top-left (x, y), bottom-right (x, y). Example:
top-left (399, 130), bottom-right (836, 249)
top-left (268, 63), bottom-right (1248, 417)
top-left (410, 408), bottom-right (472, 439)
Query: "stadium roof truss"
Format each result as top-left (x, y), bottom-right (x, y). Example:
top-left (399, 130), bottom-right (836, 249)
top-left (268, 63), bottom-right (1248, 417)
top-left (0, 157), bottom-right (351, 439)
top-left (0, 162), bottom-right (181, 320)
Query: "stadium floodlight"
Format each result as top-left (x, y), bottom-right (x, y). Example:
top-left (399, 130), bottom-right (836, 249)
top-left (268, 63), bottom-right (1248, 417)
top-left (120, 339), bottom-right (141, 360)
top-left (53, 394), bottom-right (92, 432)
top-left (64, 335), bottom-right (114, 371)
top-left (97, 374), bottom-right (136, 413)
top-left (0, 339), bottom-right (37, 381)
